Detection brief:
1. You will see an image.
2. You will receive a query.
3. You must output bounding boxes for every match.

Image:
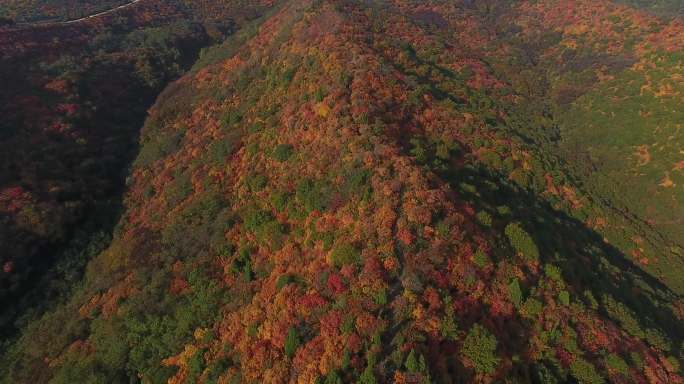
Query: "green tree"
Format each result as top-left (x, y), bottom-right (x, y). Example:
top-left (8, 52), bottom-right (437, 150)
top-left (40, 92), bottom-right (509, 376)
top-left (405, 349), bottom-right (419, 373)
top-left (324, 371), bottom-right (342, 384)
top-left (476, 211), bottom-right (493, 227)
top-left (604, 354), bottom-right (629, 376)
top-left (440, 295), bottom-right (458, 340)
top-left (569, 358), bottom-right (604, 384)
top-left (508, 279), bottom-right (522, 308)
top-left (330, 243), bottom-right (361, 267)
top-left (462, 324), bottom-right (500, 375)
top-left (505, 222), bottom-right (539, 261)
top-left (358, 355), bottom-right (377, 384)
top-left (284, 326), bottom-right (300, 358)
top-left (272, 144), bottom-right (294, 161)
top-left (405, 349), bottom-right (431, 382)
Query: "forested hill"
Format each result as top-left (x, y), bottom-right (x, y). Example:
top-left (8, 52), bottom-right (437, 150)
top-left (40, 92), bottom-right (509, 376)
top-left (1, 0), bottom-right (683, 383)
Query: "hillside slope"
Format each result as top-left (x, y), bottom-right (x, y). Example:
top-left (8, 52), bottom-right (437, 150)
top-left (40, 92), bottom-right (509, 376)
top-left (2, 0), bottom-right (683, 383)
top-left (0, 0), bottom-right (277, 341)
top-left (507, 0), bottom-right (684, 295)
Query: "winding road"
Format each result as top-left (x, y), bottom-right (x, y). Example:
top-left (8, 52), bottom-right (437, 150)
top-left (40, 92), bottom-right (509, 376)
top-left (12, 0), bottom-right (143, 26)
top-left (62, 0), bottom-right (143, 24)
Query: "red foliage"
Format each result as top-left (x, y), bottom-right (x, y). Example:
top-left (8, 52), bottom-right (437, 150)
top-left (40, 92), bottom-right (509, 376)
top-left (556, 347), bottom-right (574, 368)
top-left (326, 273), bottom-right (346, 295)
top-left (298, 292), bottom-right (327, 310)
top-left (397, 228), bottom-right (414, 246)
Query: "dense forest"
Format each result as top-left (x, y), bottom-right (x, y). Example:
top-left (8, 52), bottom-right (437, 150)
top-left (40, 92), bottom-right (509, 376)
top-left (0, 0), bottom-right (682, 383)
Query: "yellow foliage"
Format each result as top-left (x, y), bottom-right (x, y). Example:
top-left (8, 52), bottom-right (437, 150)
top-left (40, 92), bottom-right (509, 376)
top-left (314, 102), bottom-right (330, 117)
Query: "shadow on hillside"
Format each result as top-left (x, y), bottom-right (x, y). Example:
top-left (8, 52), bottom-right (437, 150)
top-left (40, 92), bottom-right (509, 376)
top-left (367, 14), bottom-right (683, 352)
top-left (444, 161), bottom-right (683, 348)
top-left (0, 58), bottom-right (148, 342)
top-left (0, 20), bottom-right (230, 342)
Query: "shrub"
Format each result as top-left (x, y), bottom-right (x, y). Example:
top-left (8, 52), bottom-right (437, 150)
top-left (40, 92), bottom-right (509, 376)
top-left (505, 222), bottom-right (539, 262)
top-left (462, 324), bottom-right (500, 375)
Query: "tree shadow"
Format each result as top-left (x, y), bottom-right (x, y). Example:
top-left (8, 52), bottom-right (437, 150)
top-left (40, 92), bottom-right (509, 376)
top-left (443, 161), bottom-right (683, 349)
top-left (0, 17), bottom-right (229, 343)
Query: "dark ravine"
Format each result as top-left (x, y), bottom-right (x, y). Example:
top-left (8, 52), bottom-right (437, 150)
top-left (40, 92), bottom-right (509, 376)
top-left (0, 0), bottom-right (272, 347)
